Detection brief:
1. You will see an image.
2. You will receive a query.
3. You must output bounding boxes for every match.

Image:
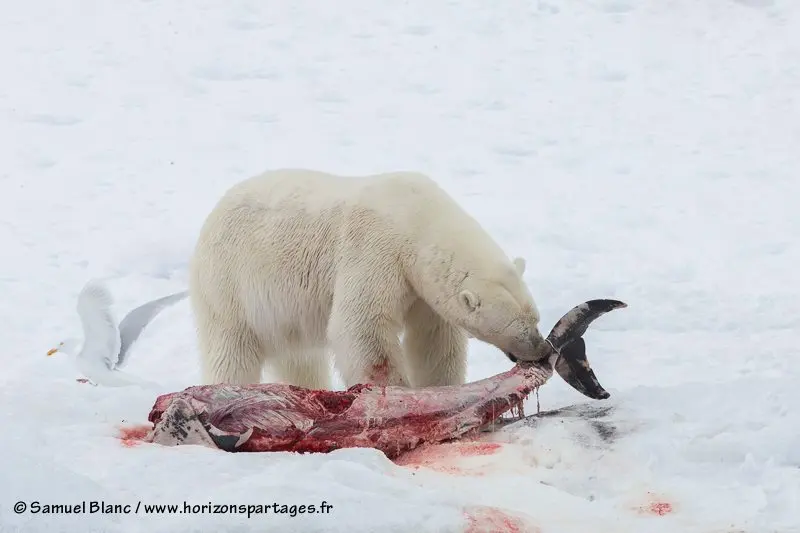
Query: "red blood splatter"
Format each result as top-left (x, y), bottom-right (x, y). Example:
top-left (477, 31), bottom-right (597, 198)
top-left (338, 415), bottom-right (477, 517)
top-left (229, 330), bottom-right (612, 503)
top-left (649, 502), bottom-right (673, 516)
top-left (634, 492), bottom-right (675, 516)
top-left (458, 442), bottom-right (502, 456)
top-left (367, 360), bottom-right (390, 385)
top-left (393, 440), bottom-right (503, 475)
top-left (118, 425), bottom-right (151, 448)
top-left (464, 506), bottom-right (540, 533)
top-left (637, 491), bottom-right (675, 516)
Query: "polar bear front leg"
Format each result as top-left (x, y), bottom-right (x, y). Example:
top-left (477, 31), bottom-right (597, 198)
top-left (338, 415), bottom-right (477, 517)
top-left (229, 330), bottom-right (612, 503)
top-left (329, 324), bottom-right (409, 388)
top-left (196, 310), bottom-right (266, 386)
top-left (327, 288), bottom-right (409, 388)
top-left (403, 298), bottom-right (468, 387)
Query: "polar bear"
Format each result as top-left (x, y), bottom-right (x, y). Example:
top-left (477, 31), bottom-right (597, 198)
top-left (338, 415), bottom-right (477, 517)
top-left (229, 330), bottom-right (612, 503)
top-left (188, 168), bottom-right (548, 390)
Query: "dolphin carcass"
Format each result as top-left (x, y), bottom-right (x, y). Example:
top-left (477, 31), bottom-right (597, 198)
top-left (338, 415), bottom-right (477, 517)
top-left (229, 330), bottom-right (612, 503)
top-left (144, 299), bottom-right (626, 459)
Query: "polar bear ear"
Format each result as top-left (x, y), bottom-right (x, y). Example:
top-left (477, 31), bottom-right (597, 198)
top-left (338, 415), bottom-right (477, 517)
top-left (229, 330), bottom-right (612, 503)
top-left (459, 290), bottom-right (480, 312)
top-left (513, 257), bottom-right (526, 276)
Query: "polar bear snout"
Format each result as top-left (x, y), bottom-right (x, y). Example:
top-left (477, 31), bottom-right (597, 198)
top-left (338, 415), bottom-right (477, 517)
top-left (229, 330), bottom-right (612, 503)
top-left (505, 330), bottom-right (552, 363)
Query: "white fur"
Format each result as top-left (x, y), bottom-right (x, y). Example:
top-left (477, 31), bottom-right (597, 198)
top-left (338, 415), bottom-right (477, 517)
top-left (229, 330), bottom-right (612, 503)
top-left (188, 169), bottom-right (545, 389)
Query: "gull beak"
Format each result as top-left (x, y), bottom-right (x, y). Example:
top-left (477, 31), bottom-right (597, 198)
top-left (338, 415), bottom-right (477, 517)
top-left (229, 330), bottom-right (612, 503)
top-left (47, 347), bottom-right (59, 356)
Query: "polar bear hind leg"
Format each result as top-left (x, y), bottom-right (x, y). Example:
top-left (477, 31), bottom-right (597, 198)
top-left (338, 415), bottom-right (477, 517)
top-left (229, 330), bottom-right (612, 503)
top-left (402, 298), bottom-right (468, 387)
top-left (270, 346), bottom-right (333, 390)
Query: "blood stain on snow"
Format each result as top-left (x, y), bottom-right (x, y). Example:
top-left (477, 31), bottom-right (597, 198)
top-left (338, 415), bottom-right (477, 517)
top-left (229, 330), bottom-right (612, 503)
top-left (464, 505), bottom-right (540, 533)
top-left (117, 424), bottom-right (151, 448)
top-left (459, 442), bottom-right (503, 456)
top-left (634, 492), bottom-right (675, 516)
top-left (394, 440), bottom-right (503, 475)
top-left (649, 501), bottom-right (673, 516)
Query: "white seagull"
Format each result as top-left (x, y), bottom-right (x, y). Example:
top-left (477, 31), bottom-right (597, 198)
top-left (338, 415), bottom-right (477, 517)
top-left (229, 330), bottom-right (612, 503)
top-left (47, 279), bottom-right (188, 388)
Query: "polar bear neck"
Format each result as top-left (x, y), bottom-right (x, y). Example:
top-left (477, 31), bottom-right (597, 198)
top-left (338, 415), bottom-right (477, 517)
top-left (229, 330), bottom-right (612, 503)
top-left (405, 241), bottom-right (503, 321)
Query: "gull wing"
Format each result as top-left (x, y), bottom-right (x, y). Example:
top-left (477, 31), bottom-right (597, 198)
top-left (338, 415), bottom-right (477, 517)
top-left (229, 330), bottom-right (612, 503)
top-left (115, 290), bottom-right (188, 369)
top-left (76, 280), bottom-right (121, 370)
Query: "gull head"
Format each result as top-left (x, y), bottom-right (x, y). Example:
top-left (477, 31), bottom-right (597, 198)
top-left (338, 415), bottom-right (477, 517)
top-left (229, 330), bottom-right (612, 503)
top-left (47, 338), bottom-right (82, 357)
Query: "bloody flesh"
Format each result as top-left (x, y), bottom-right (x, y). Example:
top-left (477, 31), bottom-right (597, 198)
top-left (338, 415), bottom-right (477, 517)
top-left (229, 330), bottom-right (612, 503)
top-left (144, 299), bottom-right (625, 458)
top-left (145, 362), bottom-right (552, 458)
top-left (146, 365), bottom-right (552, 458)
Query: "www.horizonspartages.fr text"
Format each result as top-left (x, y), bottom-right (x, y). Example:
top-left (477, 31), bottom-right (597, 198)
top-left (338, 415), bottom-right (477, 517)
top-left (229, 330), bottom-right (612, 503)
top-left (13, 499), bottom-right (334, 518)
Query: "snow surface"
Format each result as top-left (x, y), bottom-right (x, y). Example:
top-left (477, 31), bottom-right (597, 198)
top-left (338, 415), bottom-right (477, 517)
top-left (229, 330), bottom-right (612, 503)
top-left (2, 0), bottom-right (799, 531)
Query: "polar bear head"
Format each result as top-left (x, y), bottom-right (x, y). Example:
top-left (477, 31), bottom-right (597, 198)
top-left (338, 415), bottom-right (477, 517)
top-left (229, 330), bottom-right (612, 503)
top-left (455, 256), bottom-right (550, 363)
